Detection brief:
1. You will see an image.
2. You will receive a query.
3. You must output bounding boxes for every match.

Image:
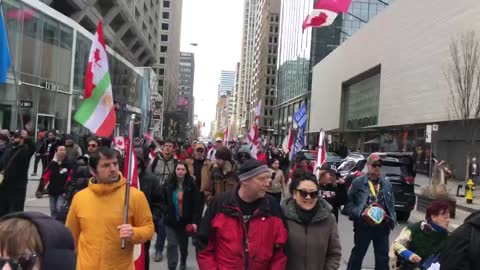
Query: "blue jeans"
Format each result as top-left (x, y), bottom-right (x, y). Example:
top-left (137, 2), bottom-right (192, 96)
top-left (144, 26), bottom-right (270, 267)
top-left (49, 195), bottom-right (64, 220)
top-left (346, 221), bottom-right (390, 270)
top-left (155, 216), bottom-right (166, 253)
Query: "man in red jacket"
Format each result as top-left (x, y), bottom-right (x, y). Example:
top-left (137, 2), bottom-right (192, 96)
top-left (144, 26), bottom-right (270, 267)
top-left (196, 159), bottom-right (288, 270)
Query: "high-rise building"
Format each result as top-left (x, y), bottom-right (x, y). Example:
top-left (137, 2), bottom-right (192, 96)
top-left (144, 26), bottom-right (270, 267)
top-left (274, 0), bottom-right (391, 143)
top-left (237, 0), bottom-right (280, 136)
top-left (44, 0), bottom-right (161, 66)
top-left (230, 63), bottom-right (241, 138)
top-left (219, 70), bottom-right (236, 97)
top-left (46, 0), bottom-right (184, 139)
top-left (178, 52), bottom-right (195, 138)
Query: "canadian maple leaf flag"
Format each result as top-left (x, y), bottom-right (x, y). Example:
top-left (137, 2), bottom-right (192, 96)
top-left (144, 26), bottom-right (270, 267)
top-left (123, 137), bottom-right (145, 270)
top-left (302, 0), bottom-right (352, 32)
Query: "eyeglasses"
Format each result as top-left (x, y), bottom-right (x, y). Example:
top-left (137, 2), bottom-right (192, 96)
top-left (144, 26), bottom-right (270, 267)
top-left (371, 163), bottom-right (382, 168)
top-left (88, 144), bottom-right (98, 148)
top-left (0, 254), bottom-right (37, 270)
top-left (196, 148), bottom-right (205, 153)
top-left (295, 189), bottom-right (319, 199)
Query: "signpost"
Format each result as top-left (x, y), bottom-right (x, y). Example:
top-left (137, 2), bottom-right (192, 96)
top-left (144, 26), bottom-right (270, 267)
top-left (426, 124), bottom-right (438, 183)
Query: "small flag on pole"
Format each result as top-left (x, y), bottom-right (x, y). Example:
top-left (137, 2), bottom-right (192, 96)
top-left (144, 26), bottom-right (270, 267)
top-left (0, 0), bottom-right (12, 84)
top-left (74, 21), bottom-right (116, 137)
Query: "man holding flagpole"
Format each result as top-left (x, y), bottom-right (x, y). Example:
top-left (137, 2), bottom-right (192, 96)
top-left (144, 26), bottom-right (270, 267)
top-left (66, 21), bottom-right (153, 270)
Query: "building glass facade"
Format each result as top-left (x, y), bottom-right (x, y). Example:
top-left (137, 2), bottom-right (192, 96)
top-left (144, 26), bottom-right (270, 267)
top-left (273, 0), bottom-right (391, 143)
top-left (1, 0), bottom-right (150, 139)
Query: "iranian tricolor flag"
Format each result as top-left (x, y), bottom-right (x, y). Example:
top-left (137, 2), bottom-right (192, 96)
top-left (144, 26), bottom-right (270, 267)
top-left (282, 126), bottom-right (294, 154)
top-left (123, 137), bottom-right (145, 270)
top-left (74, 21), bottom-right (116, 137)
top-left (224, 127), bottom-right (229, 147)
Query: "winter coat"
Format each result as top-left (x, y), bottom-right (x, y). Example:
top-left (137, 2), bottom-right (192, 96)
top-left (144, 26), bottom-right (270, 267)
top-left (160, 175), bottom-right (202, 227)
top-left (319, 182), bottom-right (348, 221)
top-left (35, 139), bottom-right (47, 154)
top-left (345, 174), bottom-right (397, 229)
top-left (64, 156), bottom-right (91, 205)
top-left (65, 144), bottom-right (82, 161)
top-left (65, 174), bottom-right (154, 270)
top-left (283, 198), bottom-right (341, 270)
top-left (267, 168), bottom-right (285, 194)
top-left (148, 152), bottom-right (177, 185)
top-left (41, 158), bottom-right (74, 196)
top-left (45, 139), bottom-right (59, 162)
top-left (440, 211), bottom-right (480, 270)
top-left (139, 171), bottom-right (163, 221)
top-left (209, 160), bottom-right (237, 197)
top-left (197, 187), bottom-right (288, 270)
top-left (0, 138), bottom-right (35, 189)
top-left (186, 158), bottom-right (213, 192)
top-left (390, 220), bottom-right (448, 269)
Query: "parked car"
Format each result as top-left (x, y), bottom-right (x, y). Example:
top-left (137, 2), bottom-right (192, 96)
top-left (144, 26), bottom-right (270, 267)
top-left (341, 153), bottom-right (416, 221)
top-left (300, 150), bottom-right (344, 168)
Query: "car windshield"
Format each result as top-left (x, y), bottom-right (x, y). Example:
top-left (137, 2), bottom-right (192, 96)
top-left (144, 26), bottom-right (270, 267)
top-left (381, 165), bottom-right (402, 176)
top-left (327, 152), bottom-right (339, 157)
top-left (303, 152), bottom-right (316, 160)
top-left (338, 160), bottom-right (356, 171)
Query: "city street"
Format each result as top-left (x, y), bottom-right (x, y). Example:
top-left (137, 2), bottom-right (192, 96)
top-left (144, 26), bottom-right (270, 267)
top-left (25, 173), bottom-right (468, 270)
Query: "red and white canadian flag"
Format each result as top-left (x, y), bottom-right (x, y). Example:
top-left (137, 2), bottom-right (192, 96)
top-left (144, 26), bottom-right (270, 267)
top-left (315, 130), bottom-right (328, 179)
top-left (123, 138), bottom-right (145, 270)
top-left (247, 100), bottom-right (262, 157)
top-left (302, 9), bottom-right (338, 32)
top-left (282, 126), bottom-right (294, 154)
top-left (302, 0), bottom-right (352, 32)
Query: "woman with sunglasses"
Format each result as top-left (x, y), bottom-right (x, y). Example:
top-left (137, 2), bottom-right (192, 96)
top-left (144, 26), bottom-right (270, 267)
top-left (283, 170), bottom-right (342, 270)
top-left (0, 211), bottom-right (75, 270)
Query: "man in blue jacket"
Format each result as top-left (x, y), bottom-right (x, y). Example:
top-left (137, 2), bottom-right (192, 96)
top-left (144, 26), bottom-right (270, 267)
top-left (346, 153), bottom-right (396, 270)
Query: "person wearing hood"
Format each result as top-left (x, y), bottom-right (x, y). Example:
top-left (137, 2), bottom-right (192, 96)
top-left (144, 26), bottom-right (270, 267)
top-left (318, 163), bottom-right (348, 222)
top-left (440, 210), bottom-right (480, 270)
top-left (0, 211), bottom-right (76, 270)
top-left (65, 147), bottom-right (154, 270)
top-left (283, 170), bottom-right (341, 270)
top-left (207, 147), bottom-right (237, 204)
top-left (64, 134), bottom-right (82, 161)
top-left (0, 130), bottom-right (35, 217)
top-left (390, 200), bottom-right (450, 270)
top-left (147, 139), bottom-right (177, 262)
top-left (234, 144), bottom-right (253, 168)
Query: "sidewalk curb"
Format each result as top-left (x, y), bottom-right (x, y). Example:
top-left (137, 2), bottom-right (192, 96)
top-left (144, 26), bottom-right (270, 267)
top-left (414, 192), bottom-right (478, 213)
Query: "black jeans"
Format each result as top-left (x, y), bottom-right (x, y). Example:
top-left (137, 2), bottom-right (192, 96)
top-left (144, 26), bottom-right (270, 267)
top-left (346, 221), bottom-right (390, 270)
top-left (166, 225), bottom-right (189, 270)
top-left (33, 155), bottom-right (46, 174)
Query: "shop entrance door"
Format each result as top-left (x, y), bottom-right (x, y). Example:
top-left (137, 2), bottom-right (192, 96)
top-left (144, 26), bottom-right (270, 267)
top-left (36, 114), bottom-right (55, 137)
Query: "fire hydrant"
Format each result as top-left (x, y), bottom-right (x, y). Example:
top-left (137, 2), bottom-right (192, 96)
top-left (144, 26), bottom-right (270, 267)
top-left (466, 179), bottom-right (476, 204)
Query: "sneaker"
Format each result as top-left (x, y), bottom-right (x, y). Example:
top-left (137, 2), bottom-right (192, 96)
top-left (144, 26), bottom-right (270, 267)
top-left (154, 251), bottom-right (163, 262)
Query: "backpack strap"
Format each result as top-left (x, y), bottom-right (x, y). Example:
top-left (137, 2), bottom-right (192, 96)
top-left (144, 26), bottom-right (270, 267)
top-left (151, 156), bottom-right (160, 173)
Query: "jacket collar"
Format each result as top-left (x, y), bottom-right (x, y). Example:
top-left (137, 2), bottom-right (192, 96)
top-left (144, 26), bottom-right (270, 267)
top-left (221, 186), bottom-right (272, 218)
top-left (283, 198), bottom-right (332, 224)
top-left (88, 173), bottom-right (126, 195)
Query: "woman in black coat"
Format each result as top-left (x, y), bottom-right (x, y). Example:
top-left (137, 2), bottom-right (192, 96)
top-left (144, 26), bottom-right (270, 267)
top-left (161, 161), bottom-right (202, 270)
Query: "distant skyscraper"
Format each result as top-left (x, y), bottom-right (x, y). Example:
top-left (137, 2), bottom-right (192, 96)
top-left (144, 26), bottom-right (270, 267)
top-left (219, 70), bottom-right (236, 97)
top-left (179, 52), bottom-right (195, 136)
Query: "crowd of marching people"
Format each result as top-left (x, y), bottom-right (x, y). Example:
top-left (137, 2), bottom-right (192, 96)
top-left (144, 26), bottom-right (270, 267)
top-left (1, 130), bottom-right (480, 270)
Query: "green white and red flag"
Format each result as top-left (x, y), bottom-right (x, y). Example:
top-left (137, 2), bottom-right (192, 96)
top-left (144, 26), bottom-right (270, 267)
top-left (74, 21), bottom-right (116, 137)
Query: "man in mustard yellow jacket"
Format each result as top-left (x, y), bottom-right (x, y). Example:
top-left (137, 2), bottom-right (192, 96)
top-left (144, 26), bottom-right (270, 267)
top-left (66, 147), bottom-right (154, 270)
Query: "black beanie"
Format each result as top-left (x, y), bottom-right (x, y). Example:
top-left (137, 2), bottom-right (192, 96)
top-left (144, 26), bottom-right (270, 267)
top-left (215, 147), bottom-right (232, 161)
top-left (0, 211), bottom-right (76, 270)
top-left (237, 159), bottom-right (270, 182)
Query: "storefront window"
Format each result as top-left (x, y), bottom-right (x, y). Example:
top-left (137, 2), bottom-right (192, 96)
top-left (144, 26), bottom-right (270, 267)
top-left (21, 10), bottom-right (42, 81)
top-left (73, 34), bottom-right (91, 91)
top-left (55, 93), bottom-right (69, 132)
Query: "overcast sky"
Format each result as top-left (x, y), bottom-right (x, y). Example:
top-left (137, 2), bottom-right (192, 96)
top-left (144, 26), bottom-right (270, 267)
top-left (180, 0), bottom-right (244, 136)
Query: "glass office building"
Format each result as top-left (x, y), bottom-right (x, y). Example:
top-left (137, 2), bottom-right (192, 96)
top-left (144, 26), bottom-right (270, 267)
top-left (274, 0), bottom-right (391, 143)
top-left (0, 0), bottom-right (151, 138)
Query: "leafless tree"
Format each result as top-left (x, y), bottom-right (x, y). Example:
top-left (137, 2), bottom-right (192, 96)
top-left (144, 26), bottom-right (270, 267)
top-left (445, 30), bottom-right (480, 182)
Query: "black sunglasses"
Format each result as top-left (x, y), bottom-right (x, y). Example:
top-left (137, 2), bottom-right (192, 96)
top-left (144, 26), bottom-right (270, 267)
top-left (296, 189), bottom-right (319, 199)
top-left (371, 163), bottom-right (382, 168)
top-left (0, 254), bottom-right (37, 270)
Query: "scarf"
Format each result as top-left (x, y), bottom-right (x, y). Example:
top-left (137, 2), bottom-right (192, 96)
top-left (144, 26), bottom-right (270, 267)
top-left (295, 201), bottom-right (319, 225)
